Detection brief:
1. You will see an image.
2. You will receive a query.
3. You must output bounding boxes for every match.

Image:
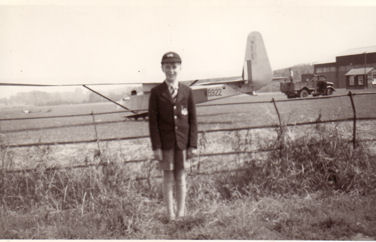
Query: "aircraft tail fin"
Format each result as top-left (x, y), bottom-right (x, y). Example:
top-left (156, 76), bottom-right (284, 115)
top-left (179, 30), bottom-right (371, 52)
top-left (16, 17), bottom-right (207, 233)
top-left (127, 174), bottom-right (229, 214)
top-left (242, 31), bottom-right (272, 90)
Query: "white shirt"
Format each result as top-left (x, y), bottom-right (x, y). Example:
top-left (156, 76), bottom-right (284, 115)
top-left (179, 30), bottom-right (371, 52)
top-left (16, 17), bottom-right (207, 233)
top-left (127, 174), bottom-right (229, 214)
top-left (165, 80), bottom-right (179, 90)
top-left (165, 81), bottom-right (179, 98)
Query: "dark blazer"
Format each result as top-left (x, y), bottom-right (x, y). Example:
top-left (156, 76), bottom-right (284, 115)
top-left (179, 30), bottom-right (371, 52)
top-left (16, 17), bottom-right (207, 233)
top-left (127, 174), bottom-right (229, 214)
top-left (148, 82), bottom-right (197, 150)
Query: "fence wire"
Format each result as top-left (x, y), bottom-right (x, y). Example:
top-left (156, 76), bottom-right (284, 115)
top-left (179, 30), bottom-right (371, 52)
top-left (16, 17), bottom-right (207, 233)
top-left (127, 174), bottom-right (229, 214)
top-left (3, 137), bottom-right (376, 175)
top-left (2, 91), bottom-right (375, 122)
top-left (1, 91), bottom-right (376, 174)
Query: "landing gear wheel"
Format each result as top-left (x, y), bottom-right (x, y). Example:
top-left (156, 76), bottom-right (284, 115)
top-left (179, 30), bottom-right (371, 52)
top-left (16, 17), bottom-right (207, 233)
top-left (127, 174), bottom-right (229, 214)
top-left (300, 89), bottom-right (309, 98)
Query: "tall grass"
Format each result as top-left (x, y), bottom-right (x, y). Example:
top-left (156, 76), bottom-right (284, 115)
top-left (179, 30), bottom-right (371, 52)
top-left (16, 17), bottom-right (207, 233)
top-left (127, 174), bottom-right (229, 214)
top-left (0, 123), bottom-right (375, 239)
top-left (217, 124), bottom-right (376, 200)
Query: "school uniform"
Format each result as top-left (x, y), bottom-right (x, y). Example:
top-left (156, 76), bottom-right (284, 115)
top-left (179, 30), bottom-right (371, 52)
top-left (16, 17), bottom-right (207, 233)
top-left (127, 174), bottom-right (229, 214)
top-left (148, 81), bottom-right (197, 170)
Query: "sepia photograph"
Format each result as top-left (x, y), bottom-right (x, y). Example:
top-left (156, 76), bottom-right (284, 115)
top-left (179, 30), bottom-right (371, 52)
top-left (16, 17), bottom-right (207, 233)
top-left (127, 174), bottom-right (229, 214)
top-left (0, 0), bottom-right (375, 239)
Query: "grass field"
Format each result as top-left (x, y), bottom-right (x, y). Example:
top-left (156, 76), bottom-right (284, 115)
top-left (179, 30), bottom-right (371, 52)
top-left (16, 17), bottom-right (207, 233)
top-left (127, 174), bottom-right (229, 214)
top-left (1, 89), bottom-right (376, 168)
top-left (0, 89), bottom-right (376, 239)
top-left (1, 89), bottom-right (376, 144)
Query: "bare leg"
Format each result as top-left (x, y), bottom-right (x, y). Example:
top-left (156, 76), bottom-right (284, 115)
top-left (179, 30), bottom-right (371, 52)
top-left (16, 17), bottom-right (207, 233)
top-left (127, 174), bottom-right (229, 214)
top-left (163, 170), bottom-right (175, 220)
top-left (175, 168), bottom-right (186, 217)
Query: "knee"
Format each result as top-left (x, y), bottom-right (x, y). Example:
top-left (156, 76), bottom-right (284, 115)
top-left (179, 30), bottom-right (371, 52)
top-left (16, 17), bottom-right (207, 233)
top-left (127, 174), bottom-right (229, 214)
top-left (164, 171), bottom-right (174, 184)
top-left (175, 171), bottom-right (186, 187)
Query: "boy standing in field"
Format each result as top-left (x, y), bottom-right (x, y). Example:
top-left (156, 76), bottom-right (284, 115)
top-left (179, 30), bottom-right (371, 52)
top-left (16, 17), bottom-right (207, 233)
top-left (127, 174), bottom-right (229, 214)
top-left (148, 52), bottom-right (197, 221)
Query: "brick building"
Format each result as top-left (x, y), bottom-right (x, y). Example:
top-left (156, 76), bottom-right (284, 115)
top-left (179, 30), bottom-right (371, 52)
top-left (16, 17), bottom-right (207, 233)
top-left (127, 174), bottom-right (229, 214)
top-left (314, 46), bottom-right (376, 89)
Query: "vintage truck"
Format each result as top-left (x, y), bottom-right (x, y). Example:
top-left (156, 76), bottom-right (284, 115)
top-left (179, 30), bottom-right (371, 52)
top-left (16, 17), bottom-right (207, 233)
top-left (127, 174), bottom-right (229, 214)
top-left (280, 74), bottom-right (335, 98)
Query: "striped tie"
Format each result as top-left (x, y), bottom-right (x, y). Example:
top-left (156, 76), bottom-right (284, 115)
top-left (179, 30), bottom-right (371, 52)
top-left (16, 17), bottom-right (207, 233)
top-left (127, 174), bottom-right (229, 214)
top-left (170, 86), bottom-right (178, 102)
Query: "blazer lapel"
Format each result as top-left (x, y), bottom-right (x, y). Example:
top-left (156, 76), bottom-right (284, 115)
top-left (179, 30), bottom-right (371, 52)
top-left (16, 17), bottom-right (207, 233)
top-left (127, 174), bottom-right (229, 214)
top-left (161, 82), bottom-right (173, 103)
top-left (176, 83), bottom-right (185, 104)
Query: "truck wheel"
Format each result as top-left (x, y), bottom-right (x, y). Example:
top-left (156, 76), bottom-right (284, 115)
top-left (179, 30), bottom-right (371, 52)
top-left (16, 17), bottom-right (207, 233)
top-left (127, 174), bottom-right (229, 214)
top-left (326, 88), bottom-right (333, 95)
top-left (300, 89), bottom-right (309, 98)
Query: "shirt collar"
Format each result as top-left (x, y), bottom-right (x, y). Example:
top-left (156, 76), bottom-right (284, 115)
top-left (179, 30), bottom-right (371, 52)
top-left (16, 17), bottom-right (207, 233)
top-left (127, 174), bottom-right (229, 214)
top-left (165, 80), bottom-right (179, 90)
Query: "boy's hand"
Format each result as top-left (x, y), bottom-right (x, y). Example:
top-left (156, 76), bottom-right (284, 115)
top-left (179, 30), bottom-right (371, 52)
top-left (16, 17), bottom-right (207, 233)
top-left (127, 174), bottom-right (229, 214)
top-left (187, 147), bottom-right (197, 159)
top-left (153, 149), bottom-right (163, 161)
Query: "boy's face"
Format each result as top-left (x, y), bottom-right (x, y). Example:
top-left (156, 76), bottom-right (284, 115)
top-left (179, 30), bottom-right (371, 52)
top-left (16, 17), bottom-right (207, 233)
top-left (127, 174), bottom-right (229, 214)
top-left (162, 63), bottom-right (181, 83)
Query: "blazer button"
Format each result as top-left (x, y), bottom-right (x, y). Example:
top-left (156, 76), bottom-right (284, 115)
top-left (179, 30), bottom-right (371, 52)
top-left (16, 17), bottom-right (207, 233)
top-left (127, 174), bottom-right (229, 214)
top-left (173, 106), bottom-right (176, 110)
top-left (175, 126), bottom-right (178, 130)
top-left (174, 115), bottom-right (177, 119)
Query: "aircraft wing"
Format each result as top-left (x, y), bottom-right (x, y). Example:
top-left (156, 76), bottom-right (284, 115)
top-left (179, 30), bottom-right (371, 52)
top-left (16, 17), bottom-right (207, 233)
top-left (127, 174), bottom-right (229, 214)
top-left (0, 31), bottom-right (273, 121)
top-left (140, 76), bottom-right (241, 93)
top-left (181, 76), bottom-right (241, 86)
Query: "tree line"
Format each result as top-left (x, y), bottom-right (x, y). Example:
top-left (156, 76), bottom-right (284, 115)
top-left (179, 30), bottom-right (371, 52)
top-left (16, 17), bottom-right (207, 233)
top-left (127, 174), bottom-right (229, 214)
top-left (0, 64), bottom-right (314, 106)
top-left (0, 86), bottom-right (141, 106)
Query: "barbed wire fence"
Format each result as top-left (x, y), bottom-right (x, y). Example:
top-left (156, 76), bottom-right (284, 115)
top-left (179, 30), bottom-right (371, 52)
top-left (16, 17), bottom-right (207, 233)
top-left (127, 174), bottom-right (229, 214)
top-left (1, 91), bottom-right (376, 176)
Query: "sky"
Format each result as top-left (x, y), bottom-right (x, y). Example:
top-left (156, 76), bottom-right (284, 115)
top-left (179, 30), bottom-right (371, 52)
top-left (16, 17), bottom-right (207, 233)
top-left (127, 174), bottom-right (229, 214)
top-left (1, 0), bottom-right (376, 97)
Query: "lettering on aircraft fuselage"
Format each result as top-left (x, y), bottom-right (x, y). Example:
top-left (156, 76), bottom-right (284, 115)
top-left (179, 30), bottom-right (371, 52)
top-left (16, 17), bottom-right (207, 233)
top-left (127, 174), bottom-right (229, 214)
top-left (207, 88), bottom-right (223, 97)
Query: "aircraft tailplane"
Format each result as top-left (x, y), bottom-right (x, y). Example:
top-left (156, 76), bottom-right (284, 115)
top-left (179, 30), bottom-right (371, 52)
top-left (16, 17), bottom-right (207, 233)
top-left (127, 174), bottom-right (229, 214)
top-left (242, 31), bottom-right (272, 91)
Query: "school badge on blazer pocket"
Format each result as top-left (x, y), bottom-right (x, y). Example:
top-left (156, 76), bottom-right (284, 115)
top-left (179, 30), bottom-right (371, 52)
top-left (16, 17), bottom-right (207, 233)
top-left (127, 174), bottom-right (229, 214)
top-left (181, 107), bottom-right (188, 116)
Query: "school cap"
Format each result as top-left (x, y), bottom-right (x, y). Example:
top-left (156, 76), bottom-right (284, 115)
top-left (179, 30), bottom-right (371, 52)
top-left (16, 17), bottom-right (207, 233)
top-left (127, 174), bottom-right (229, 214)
top-left (161, 52), bottom-right (182, 64)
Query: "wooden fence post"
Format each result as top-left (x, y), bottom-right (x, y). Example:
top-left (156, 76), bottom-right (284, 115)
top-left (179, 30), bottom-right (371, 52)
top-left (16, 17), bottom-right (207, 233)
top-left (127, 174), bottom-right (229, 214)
top-left (272, 98), bottom-right (283, 158)
top-left (348, 91), bottom-right (357, 149)
top-left (91, 112), bottom-right (101, 155)
top-left (272, 98), bottom-right (283, 134)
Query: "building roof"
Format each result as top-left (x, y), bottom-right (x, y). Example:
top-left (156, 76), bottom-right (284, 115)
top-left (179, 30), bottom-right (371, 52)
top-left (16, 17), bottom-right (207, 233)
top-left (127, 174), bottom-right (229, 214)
top-left (313, 57), bottom-right (336, 65)
top-left (345, 67), bottom-right (374, 76)
top-left (312, 46), bottom-right (376, 66)
top-left (314, 62), bottom-right (336, 67)
top-left (338, 46), bottom-right (376, 57)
